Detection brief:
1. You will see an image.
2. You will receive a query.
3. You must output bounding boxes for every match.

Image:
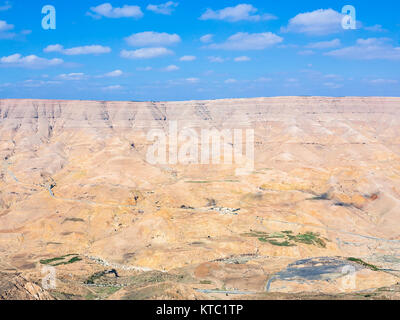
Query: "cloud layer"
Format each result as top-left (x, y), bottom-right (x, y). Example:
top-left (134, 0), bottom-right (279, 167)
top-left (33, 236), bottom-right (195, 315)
top-left (326, 38), bottom-right (400, 60)
top-left (207, 32), bottom-right (283, 50)
top-left (147, 2), bottom-right (178, 15)
top-left (200, 4), bottom-right (276, 22)
top-left (283, 9), bottom-right (344, 35)
top-left (120, 47), bottom-right (173, 59)
top-left (44, 44), bottom-right (111, 55)
top-left (88, 3), bottom-right (143, 19)
top-left (125, 32), bottom-right (181, 47)
top-left (0, 54), bottom-right (63, 68)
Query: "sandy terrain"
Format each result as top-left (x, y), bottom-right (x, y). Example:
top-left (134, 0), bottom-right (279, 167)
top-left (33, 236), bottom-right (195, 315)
top-left (1, 97), bottom-right (400, 300)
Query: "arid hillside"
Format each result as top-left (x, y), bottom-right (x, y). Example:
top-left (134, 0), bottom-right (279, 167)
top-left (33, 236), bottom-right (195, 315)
top-left (1, 97), bottom-right (400, 300)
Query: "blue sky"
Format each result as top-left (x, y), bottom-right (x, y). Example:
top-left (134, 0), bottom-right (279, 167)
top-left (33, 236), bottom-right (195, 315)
top-left (0, 0), bottom-right (399, 101)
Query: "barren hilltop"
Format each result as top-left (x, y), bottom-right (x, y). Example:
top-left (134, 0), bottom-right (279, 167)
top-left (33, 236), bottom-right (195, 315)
top-left (1, 97), bottom-right (400, 300)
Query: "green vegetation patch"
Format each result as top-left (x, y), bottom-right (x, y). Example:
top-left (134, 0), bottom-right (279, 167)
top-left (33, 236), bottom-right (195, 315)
top-left (243, 230), bottom-right (327, 248)
top-left (40, 254), bottom-right (81, 266)
top-left (347, 257), bottom-right (380, 271)
top-left (63, 217), bottom-right (85, 223)
top-left (308, 193), bottom-right (330, 201)
top-left (85, 271), bottom-right (107, 285)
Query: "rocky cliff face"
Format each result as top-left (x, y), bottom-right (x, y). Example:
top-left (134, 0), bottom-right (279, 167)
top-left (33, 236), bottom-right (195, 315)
top-left (1, 97), bottom-right (400, 299)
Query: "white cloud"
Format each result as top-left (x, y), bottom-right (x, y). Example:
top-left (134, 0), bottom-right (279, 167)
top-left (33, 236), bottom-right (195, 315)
top-left (207, 32), bottom-right (283, 50)
top-left (58, 73), bottom-right (86, 80)
top-left (200, 34), bottom-right (213, 43)
top-left (147, 1), bottom-right (178, 15)
top-left (103, 85), bottom-right (123, 90)
top-left (0, 54), bottom-right (63, 68)
top-left (21, 80), bottom-right (61, 87)
top-left (325, 38), bottom-right (400, 60)
top-left (103, 70), bottom-right (123, 77)
top-left (306, 39), bottom-right (341, 49)
top-left (225, 78), bottom-right (237, 84)
top-left (282, 9), bottom-right (343, 35)
top-left (180, 55), bottom-right (196, 61)
top-left (163, 64), bottom-right (179, 71)
top-left (121, 47), bottom-right (173, 59)
top-left (0, 20), bottom-right (15, 39)
top-left (43, 44), bottom-right (63, 52)
top-left (365, 24), bottom-right (386, 32)
top-left (186, 77), bottom-right (199, 83)
top-left (44, 44), bottom-right (111, 55)
top-left (0, 20), bottom-right (13, 31)
top-left (208, 56), bottom-right (225, 63)
top-left (125, 31), bottom-right (181, 47)
top-left (88, 3), bottom-right (143, 19)
top-left (200, 4), bottom-right (276, 22)
top-left (234, 56), bottom-right (251, 62)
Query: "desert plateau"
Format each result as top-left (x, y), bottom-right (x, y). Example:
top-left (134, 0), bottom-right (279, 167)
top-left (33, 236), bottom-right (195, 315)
top-left (1, 97), bottom-right (400, 300)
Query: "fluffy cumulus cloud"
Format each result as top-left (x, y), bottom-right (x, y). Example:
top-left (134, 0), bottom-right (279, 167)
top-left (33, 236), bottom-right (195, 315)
top-left (44, 44), bottom-right (111, 55)
top-left (306, 39), bottom-right (341, 49)
top-left (282, 9), bottom-right (344, 35)
top-left (234, 56), bottom-right (251, 62)
top-left (180, 55), bottom-right (196, 61)
top-left (103, 70), bottom-right (123, 77)
top-left (325, 38), bottom-right (400, 60)
top-left (365, 24), bottom-right (386, 32)
top-left (207, 32), bottom-right (283, 50)
top-left (200, 34), bottom-right (213, 43)
top-left (0, 54), bottom-right (63, 68)
top-left (103, 85), bottom-right (123, 90)
top-left (58, 73), bottom-right (86, 80)
top-left (0, 20), bottom-right (13, 31)
top-left (120, 47), bottom-right (173, 59)
top-left (0, 20), bottom-right (15, 39)
top-left (200, 4), bottom-right (276, 22)
top-left (186, 77), bottom-right (199, 83)
top-left (163, 64), bottom-right (179, 71)
top-left (208, 56), bottom-right (225, 63)
top-left (125, 32), bottom-right (181, 47)
top-left (88, 3), bottom-right (143, 19)
top-left (147, 1), bottom-right (178, 15)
